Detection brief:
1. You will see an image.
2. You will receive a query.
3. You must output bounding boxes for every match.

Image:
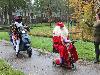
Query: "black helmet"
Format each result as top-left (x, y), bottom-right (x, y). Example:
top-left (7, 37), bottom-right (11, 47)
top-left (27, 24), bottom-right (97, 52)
top-left (14, 16), bottom-right (22, 23)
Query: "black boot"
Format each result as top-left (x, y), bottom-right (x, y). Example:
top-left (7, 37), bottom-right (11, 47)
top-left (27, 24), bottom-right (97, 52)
top-left (94, 60), bottom-right (100, 63)
top-left (94, 54), bottom-right (99, 63)
top-left (60, 57), bottom-right (64, 67)
top-left (13, 46), bottom-right (16, 50)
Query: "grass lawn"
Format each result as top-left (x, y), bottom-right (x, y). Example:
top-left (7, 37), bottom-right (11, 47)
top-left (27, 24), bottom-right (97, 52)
top-left (0, 32), bottom-right (95, 61)
top-left (0, 59), bottom-right (24, 75)
top-left (75, 40), bottom-right (95, 61)
top-left (0, 32), bottom-right (10, 41)
top-left (30, 26), bottom-right (53, 37)
top-left (31, 36), bottom-right (52, 52)
top-left (30, 23), bottom-right (56, 38)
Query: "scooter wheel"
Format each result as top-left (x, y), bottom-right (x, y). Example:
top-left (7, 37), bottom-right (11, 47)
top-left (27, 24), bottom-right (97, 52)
top-left (28, 53), bottom-right (32, 57)
top-left (27, 47), bottom-right (32, 57)
top-left (52, 60), bottom-right (56, 66)
top-left (28, 50), bottom-right (32, 57)
top-left (71, 63), bottom-right (76, 70)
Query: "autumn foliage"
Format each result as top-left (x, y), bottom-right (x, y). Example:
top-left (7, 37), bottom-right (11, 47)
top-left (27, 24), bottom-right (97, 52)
top-left (69, 0), bottom-right (98, 41)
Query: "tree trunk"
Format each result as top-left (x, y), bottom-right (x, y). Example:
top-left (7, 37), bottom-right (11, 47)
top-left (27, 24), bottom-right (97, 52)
top-left (25, 10), bottom-right (26, 16)
top-left (8, 0), bottom-right (12, 25)
top-left (4, 6), bottom-right (8, 25)
top-left (8, 11), bottom-right (12, 25)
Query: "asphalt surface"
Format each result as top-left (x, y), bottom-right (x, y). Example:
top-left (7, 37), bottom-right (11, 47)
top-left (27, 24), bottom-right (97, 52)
top-left (0, 42), bottom-right (100, 75)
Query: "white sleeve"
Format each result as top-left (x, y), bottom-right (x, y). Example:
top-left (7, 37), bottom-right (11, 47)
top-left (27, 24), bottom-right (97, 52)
top-left (14, 22), bottom-right (19, 27)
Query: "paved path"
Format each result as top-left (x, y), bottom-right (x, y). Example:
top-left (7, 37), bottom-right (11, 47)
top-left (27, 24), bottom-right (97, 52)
top-left (0, 42), bottom-right (100, 75)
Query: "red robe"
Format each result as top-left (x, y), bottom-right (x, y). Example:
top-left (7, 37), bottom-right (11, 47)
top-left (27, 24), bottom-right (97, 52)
top-left (52, 36), bottom-right (78, 62)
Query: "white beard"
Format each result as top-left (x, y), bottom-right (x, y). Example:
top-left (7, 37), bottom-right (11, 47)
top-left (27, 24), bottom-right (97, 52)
top-left (53, 26), bottom-right (61, 36)
top-left (53, 26), bottom-right (68, 38)
top-left (61, 27), bottom-right (68, 39)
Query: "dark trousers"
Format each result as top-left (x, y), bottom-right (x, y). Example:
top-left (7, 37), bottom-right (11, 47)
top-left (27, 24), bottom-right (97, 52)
top-left (94, 42), bottom-right (100, 61)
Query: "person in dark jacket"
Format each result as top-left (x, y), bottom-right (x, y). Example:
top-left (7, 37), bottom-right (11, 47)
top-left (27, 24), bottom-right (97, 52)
top-left (93, 13), bottom-right (100, 63)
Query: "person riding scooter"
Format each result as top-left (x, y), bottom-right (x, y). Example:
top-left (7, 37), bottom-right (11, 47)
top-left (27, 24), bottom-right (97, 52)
top-left (10, 16), bottom-right (32, 57)
top-left (12, 16), bottom-right (24, 56)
